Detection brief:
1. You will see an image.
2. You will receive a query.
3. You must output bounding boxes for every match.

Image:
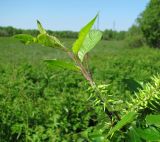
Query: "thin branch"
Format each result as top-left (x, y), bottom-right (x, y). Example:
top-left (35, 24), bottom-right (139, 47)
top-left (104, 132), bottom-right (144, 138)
top-left (62, 46), bottom-right (121, 122)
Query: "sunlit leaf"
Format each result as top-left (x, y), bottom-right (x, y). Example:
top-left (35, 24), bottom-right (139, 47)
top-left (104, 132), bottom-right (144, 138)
top-left (37, 20), bottom-right (47, 34)
top-left (135, 127), bottom-right (160, 141)
top-left (36, 20), bottom-right (64, 49)
top-left (78, 30), bottom-right (102, 61)
top-left (146, 114), bottom-right (160, 126)
top-left (44, 59), bottom-right (80, 71)
top-left (72, 14), bottom-right (98, 54)
top-left (37, 34), bottom-right (64, 48)
top-left (107, 112), bottom-right (137, 138)
top-left (13, 34), bottom-right (36, 44)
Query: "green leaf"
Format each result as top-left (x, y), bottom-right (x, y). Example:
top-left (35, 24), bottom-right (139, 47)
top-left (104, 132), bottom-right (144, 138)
top-left (37, 34), bottom-right (64, 48)
top-left (37, 20), bottom-right (47, 34)
top-left (106, 112), bottom-right (137, 138)
top-left (146, 114), bottom-right (160, 127)
top-left (78, 30), bottom-right (102, 61)
top-left (13, 34), bottom-right (36, 44)
top-left (72, 14), bottom-right (98, 54)
top-left (36, 20), bottom-right (64, 48)
top-left (128, 127), bottom-right (141, 142)
top-left (135, 127), bottom-right (160, 141)
top-left (44, 59), bottom-right (80, 71)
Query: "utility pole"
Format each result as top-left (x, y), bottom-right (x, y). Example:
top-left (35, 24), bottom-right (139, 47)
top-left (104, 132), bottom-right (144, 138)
top-left (113, 20), bottom-right (116, 31)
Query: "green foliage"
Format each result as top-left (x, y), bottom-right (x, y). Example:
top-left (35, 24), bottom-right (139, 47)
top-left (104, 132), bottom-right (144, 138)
top-left (0, 26), bottom-right (39, 37)
top-left (106, 112), bottom-right (137, 138)
top-left (138, 114), bottom-right (160, 141)
top-left (138, 0), bottom-right (160, 48)
top-left (36, 21), bottom-right (65, 48)
top-left (126, 34), bottom-right (144, 48)
top-left (0, 64), bottom-right (95, 141)
top-left (0, 26), bottom-right (78, 38)
top-left (37, 33), bottom-right (64, 48)
top-left (14, 21), bottom-right (65, 49)
top-left (35, 20), bottom-right (65, 49)
top-left (13, 34), bottom-right (36, 44)
top-left (72, 14), bottom-right (98, 54)
top-left (125, 25), bottom-right (144, 48)
top-left (44, 59), bottom-right (80, 71)
top-left (133, 127), bottom-right (160, 141)
top-left (103, 29), bottom-right (126, 40)
top-left (37, 20), bottom-right (47, 34)
top-left (1, 37), bottom-right (160, 141)
top-left (128, 114), bottom-right (160, 141)
top-left (146, 114), bottom-right (160, 126)
top-left (128, 75), bottom-right (160, 116)
top-left (0, 26), bottom-right (127, 41)
top-left (78, 30), bottom-right (102, 61)
top-left (128, 127), bottom-right (141, 142)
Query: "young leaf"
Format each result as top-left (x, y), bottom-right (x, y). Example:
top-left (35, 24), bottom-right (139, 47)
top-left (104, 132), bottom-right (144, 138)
top-left (37, 20), bottom-right (47, 34)
top-left (78, 30), bottom-right (102, 61)
top-left (44, 59), bottom-right (80, 71)
top-left (36, 20), bottom-right (64, 48)
top-left (13, 34), bottom-right (35, 44)
top-left (146, 114), bottom-right (160, 126)
top-left (106, 112), bottom-right (137, 138)
top-left (37, 34), bottom-right (64, 48)
top-left (72, 14), bottom-right (98, 54)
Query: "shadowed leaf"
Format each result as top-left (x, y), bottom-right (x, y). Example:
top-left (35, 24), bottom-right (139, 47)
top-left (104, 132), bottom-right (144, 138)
top-left (128, 127), bottom-right (141, 142)
top-left (135, 127), bottom-right (160, 141)
top-left (107, 112), bottom-right (137, 138)
top-left (44, 59), bottom-right (80, 71)
top-left (123, 78), bottom-right (142, 93)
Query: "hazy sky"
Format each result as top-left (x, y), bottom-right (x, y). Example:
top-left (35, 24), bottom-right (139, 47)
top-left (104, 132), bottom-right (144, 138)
top-left (0, 0), bottom-right (149, 31)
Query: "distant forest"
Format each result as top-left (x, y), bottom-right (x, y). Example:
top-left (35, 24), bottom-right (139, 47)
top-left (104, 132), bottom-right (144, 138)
top-left (0, 26), bottom-right (126, 40)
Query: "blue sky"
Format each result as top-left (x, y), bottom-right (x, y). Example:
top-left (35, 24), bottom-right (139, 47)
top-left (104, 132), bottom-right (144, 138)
top-left (0, 0), bottom-right (149, 31)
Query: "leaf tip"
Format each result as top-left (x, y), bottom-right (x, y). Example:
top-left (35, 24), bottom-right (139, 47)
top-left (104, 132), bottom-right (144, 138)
top-left (36, 20), bottom-right (46, 34)
top-left (37, 19), bottom-right (42, 24)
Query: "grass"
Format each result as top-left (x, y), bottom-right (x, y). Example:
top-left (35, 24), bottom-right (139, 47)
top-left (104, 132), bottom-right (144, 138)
top-left (0, 37), bottom-right (68, 65)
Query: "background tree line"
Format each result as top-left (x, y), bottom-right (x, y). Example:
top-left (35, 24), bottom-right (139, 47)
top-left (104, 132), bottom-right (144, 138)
top-left (0, 26), bottom-right (78, 39)
top-left (0, 26), bottom-right (127, 40)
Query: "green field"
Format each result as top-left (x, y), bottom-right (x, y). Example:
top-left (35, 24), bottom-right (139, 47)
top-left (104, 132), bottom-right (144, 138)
top-left (1, 37), bottom-right (160, 141)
